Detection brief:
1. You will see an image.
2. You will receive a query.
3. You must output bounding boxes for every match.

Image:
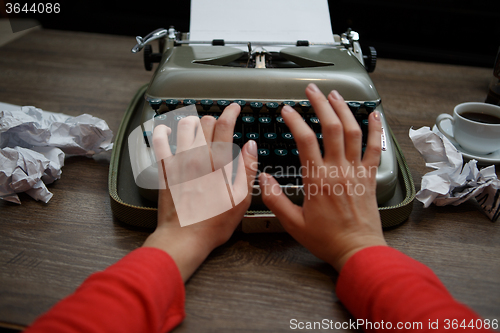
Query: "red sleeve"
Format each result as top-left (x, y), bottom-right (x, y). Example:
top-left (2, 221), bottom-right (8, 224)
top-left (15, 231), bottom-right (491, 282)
top-left (24, 247), bottom-right (185, 333)
top-left (336, 246), bottom-right (492, 332)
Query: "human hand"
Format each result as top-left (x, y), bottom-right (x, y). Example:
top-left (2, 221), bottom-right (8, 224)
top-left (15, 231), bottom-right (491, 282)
top-left (259, 83), bottom-right (387, 271)
top-left (143, 104), bottom-right (258, 281)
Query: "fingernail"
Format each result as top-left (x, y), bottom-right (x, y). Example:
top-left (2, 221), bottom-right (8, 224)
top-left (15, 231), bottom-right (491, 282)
top-left (247, 140), bottom-right (257, 157)
top-left (282, 105), bottom-right (293, 114)
top-left (330, 90), bottom-right (343, 101)
top-left (373, 111), bottom-right (381, 121)
top-left (307, 83), bottom-right (320, 93)
top-left (259, 173), bottom-right (268, 186)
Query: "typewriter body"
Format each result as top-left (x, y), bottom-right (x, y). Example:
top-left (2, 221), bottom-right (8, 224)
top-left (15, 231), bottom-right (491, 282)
top-left (129, 27), bottom-right (398, 210)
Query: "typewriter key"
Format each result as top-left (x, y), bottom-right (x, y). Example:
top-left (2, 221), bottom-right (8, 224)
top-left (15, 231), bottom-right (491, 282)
top-left (183, 99), bottom-right (196, 106)
top-left (263, 132), bottom-right (278, 144)
top-left (257, 148), bottom-right (271, 171)
top-left (282, 101), bottom-right (296, 108)
top-left (250, 102), bottom-right (263, 118)
top-left (258, 148), bottom-right (270, 158)
top-left (242, 116), bottom-right (256, 132)
top-left (347, 102), bottom-right (361, 114)
top-left (148, 98), bottom-right (162, 112)
top-left (217, 100), bottom-right (231, 110)
top-left (276, 116), bottom-right (289, 134)
top-left (259, 116), bottom-right (272, 124)
top-left (233, 132), bottom-right (243, 144)
top-left (299, 101), bottom-right (311, 112)
top-left (250, 101), bottom-right (263, 112)
top-left (273, 148), bottom-right (289, 170)
top-left (266, 102), bottom-right (279, 114)
top-left (233, 100), bottom-right (246, 107)
top-left (364, 102), bottom-right (377, 113)
top-left (246, 132), bottom-right (259, 141)
top-left (309, 116), bottom-right (320, 131)
top-left (316, 133), bottom-right (323, 144)
top-left (200, 99), bottom-right (213, 110)
top-left (274, 148), bottom-right (288, 156)
top-left (258, 116), bottom-right (272, 133)
top-left (165, 99), bottom-right (179, 110)
top-left (242, 116), bottom-right (255, 122)
top-left (281, 132), bottom-right (294, 144)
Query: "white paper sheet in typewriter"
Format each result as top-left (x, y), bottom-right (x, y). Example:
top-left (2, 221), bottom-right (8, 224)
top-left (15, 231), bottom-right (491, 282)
top-left (190, 0), bottom-right (337, 52)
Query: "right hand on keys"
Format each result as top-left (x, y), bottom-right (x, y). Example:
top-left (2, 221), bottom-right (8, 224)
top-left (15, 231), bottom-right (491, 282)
top-left (259, 83), bottom-right (387, 271)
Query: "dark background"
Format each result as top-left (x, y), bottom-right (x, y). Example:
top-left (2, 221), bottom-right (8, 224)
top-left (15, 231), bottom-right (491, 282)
top-left (2, 0), bottom-right (500, 68)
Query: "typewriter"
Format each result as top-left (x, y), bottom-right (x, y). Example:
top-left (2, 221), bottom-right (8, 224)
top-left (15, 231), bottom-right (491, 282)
top-left (128, 26), bottom-right (398, 214)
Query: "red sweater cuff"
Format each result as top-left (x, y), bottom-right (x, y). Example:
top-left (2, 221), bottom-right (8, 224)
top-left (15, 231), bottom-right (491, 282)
top-left (26, 247), bottom-right (186, 333)
top-left (336, 246), bottom-right (485, 332)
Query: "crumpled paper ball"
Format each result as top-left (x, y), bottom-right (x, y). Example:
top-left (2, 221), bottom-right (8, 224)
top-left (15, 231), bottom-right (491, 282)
top-left (409, 126), bottom-right (500, 222)
top-left (0, 106), bottom-right (113, 204)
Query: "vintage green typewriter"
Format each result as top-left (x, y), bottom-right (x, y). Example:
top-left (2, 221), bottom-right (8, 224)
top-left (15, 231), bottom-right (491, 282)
top-left (110, 25), bottom-right (414, 231)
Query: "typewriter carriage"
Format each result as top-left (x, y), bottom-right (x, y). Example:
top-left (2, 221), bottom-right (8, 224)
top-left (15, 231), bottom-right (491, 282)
top-left (135, 27), bottom-right (377, 74)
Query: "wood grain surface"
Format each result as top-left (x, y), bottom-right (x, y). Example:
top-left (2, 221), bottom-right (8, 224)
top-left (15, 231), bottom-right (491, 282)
top-left (0, 30), bottom-right (499, 332)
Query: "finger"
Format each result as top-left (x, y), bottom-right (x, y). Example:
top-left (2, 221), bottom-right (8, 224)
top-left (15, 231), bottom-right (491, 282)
top-left (152, 125), bottom-right (173, 199)
top-left (200, 115), bottom-right (217, 142)
top-left (281, 105), bottom-right (323, 168)
top-left (211, 104), bottom-right (240, 171)
top-left (176, 116), bottom-right (199, 152)
top-left (231, 140), bottom-right (258, 206)
top-left (213, 103), bottom-right (241, 143)
top-left (362, 111), bottom-right (382, 170)
top-left (152, 125), bottom-right (173, 162)
top-left (305, 84), bottom-right (345, 161)
top-left (259, 173), bottom-right (305, 231)
top-left (193, 117), bottom-right (208, 148)
top-left (327, 89), bottom-right (363, 163)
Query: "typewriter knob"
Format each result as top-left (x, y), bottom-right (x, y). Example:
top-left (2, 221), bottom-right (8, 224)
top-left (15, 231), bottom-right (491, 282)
top-left (143, 45), bottom-right (162, 71)
top-left (363, 46), bottom-right (377, 73)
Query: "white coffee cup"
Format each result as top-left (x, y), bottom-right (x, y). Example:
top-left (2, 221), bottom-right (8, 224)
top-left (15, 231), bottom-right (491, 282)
top-left (436, 102), bottom-right (500, 155)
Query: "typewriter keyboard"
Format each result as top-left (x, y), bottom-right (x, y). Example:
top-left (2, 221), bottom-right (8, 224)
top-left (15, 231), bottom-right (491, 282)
top-left (149, 98), bottom-right (379, 184)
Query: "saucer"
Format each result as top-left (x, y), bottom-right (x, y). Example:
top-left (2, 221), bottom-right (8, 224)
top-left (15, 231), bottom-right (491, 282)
top-left (432, 124), bottom-right (500, 165)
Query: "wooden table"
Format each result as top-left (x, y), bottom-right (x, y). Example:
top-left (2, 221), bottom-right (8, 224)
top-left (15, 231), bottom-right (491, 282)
top-left (0, 30), bottom-right (499, 332)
